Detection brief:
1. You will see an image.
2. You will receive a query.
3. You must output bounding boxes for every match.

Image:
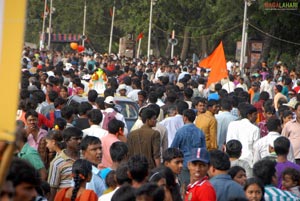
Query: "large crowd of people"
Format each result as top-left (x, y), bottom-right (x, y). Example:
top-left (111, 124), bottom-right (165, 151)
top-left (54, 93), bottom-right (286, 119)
top-left (3, 46), bottom-right (300, 201)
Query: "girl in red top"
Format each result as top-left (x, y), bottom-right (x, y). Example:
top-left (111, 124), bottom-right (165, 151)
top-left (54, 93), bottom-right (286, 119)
top-left (54, 159), bottom-right (98, 201)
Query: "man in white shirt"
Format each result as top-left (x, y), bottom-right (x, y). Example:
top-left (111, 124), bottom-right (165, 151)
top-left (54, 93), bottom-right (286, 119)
top-left (260, 75), bottom-right (275, 99)
top-left (160, 101), bottom-right (188, 147)
top-left (253, 118), bottom-right (294, 164)
top-left (222, 75), bottom-right (235, 93)
top-left (226, 103), bottom-right (260, 167)
top-left (83, 109), bottom-right (108, 139)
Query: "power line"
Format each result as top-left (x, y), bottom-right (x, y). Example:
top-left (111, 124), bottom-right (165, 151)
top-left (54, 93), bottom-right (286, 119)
top-left (153, 23), bottom-right (242, 39)
top-left (248, 22), bottom-right (300, 46)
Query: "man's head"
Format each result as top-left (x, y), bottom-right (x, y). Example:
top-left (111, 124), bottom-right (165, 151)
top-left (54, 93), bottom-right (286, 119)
top-left (127, 155), bottom-right (149, 183)
top-left (253, 159), bottom-right (277, 186)
top-left (141, 108), bottom-right (157, 127)
top-left (182, 109), bottom-right (196, 123)
top-left (81, 136), bottom-right (102, 165)
top-left (87, 109), bottom-right (103, 125)
top-left (62, 127), bottom-right (83, 151)
top-left (266, 118), bottom-right (281, 133)
top-left (206, 99), bottom-right (220, 115)
top-left (239, 104), bottom-right (257, 123)
top-left (25, 110), bottom-right (39, 130)
top-left (78, 102), bottom-right (93, 116)
top-left (176, 100), bottom-right (189, 115)
top-left (110, 141), bottom-right (128, 164)
top-left (187, 148), bottom-right (210, 183)
top-left (7, 158), bottom-right (41, 201)
top-left (295, 102), bottom-right (300, 118)
top-left (220, 98), bottom-right (233, 111)
top-left (108, 119), bottom-right (125, 135)
top-left (274, 136), bottom-right (290, 156)
top-left (88, 89), bottom-right (98, 103)
top-left (208, 150), bottom-right (231, 178)
top-left (162, 148), bottom-right (183, 175)
top-left (226, 140), bottom-right (242, 159)
top-left (195, 98), bottom-right (207, 114)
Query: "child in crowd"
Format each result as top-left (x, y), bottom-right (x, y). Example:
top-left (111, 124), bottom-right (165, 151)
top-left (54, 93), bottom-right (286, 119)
top-left (282, 168), bottom-right (300, 197)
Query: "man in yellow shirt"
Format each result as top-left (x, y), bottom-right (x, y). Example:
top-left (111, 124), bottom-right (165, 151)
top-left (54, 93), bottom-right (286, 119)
top-left (195, 100), bottom-right (219, 150)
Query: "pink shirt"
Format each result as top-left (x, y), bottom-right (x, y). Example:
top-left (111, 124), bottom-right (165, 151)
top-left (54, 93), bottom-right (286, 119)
top-left (282, 119), bottom-right (300, 159)
top-left (100, 134), bottom-right (120, 168)
top-left (27, 128), bottom-right (48, 150)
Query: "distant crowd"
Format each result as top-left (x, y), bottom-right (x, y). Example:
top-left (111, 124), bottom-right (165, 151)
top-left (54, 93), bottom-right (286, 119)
top-left (3, 46), bottom-right (300, 201)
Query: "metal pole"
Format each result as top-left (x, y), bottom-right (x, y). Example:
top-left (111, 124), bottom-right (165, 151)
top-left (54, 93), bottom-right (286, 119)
top-left (171, 29), bottom-right (175, 59)
top-left (136, 39), bottom-right (141, 58)
top-left (41, 0), bottom-right (47, 50)
top-left (147, 0), bottom-right (153, 63)
top-left (47, 0), bottom-right (53, 50)
top-left (108, 1), bottom-right (115, 54)
top-left (82, 0), bottom-right (87, 47)
top-left (240, 0), bottom-right (247, 76)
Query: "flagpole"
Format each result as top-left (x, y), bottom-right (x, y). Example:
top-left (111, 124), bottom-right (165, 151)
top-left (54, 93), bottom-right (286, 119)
top-left (171, 29), bottom-right (175, 59)
top-left (108, 0), bottom-right (115, 54)
top-left (136, 38), bottom-right (141, 58)
top-left (47, 0), bottom-right (53, 50)
top-left (41, 0), bottom-right (47, 50)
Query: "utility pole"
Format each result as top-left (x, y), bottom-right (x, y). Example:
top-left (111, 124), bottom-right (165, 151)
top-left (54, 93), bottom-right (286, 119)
top-left (108, 0), bottom-right (115, 54)
top-left (147, 0), bottom-right (154, 63)
top-left (47, 0), bottom-right (53, 50)
top-left (82, 0), bottom-right (87, 47)
top-left (41, 0), bottom-right (47, 50)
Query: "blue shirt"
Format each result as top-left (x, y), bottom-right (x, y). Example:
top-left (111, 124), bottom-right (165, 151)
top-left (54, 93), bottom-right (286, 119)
top-left (171, 123), bottom-right (206, 167)
top-left (210, 174), bottom-right (246, 201)
top-left (215, 111), bottom-right (238, 150)
top-left (86, 166), bottom-right (106, 197)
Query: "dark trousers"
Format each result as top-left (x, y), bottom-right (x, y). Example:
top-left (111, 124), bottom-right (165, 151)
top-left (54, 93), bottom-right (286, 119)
top-left (296, 159), bottom-right (300, 165)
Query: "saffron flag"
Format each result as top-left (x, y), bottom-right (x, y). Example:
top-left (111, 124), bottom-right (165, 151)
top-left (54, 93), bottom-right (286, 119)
top-left (199, 41), bottom-right (228, 88)
top-left (136, 32), bottom-right (144, 41)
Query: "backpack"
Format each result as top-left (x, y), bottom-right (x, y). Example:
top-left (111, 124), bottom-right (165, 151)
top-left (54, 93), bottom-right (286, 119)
top-left (102, 111), bottom-right (117, 130)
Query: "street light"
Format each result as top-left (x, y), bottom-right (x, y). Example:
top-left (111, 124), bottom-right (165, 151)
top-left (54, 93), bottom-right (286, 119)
top-left (147, 0), bottom-right (156, 63)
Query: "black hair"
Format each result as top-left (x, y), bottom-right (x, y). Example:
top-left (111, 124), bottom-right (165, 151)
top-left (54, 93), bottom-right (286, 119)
top-left (135, 183), bottom-right (165, 201)
top-left (80, 136), bottom-right (101, 151)
top-left (209, 150), bottom-right (231, 171)
top-left (110, 141), bottom-right (128, 163)
top-left (105, 170), bottom-right (117, 189)
top-left (264, 105), bottom-right (275, 115)
top-left (53, 118), bottom-right (67, 131)
top-left (108, 119), bottom-right (125, 134)
top-left (78, 102), bottom-right (93, 116)
top-left (48, 90), bottom-right (59, 102)
top-left (54, 97), bottom-right (66, 108)
top-left (239, 103), bottom-right (257, 119)
top-left (32, 90), bottom-right (46, 103)
top-left (111, 184), bottom-right (135, 201)
top-left (266, 118), bottom-right (281, 132)
top-left (148, 92), bottom-right (158, 103)
top-left (141, 108), bottom-right (157, 123)
top-left (128, 155), bottom-right (149, 182)
top-left (259, 91), bottom-right (270, 101)
top-left (88, 89), bottom-right (98, 102)
top-left (138, 90), bottom-right (147, 98)
top-left (274, 136), bottom-right (290, 156)
top-left (207, 99), bottom-right (218, 108)
top-left (183, 109), bottom-right (196, 122)
top-left (7, 157), bottom-right (41, 187)
top-left (61, 105), bottom-right (74, 120)
top-left (253, 159), bottom-right (276, 185)
top-left (295, 102), bottom-right (300, 111)
top-left (62, 127), bottom-right (83, 142)
top-left (282, 110), bottom-right (293, 119)
top-left (95, 96), bottom-right (105, 110)
top-left (243, 178), bottom-right (265, 201)
top-left (282, 168), bottom-right (300, 184)
top-left (220, 98), bottom-right (233, 111)
top-left (147, 104), bottom-right (160, 117)
top-left (87, 109), bottom-right (103, 125)
top-left (116, 163), bottom-right (132, 185)
top-left (148, 168), bottom-right (165, 183)
top-left (25, 109), bottom-right (38, 119)
top-left (275, 85), bottom-right (283, 92)
top-left (184, 88), bottom-right (193, 99)
top-left (45, 130), bottom-right (66, 150)
top-left (71, 159), bottom-right (92, 201)
top-left (228, 166), bottom-right (246, 179)
top-left (163, 148), bottom-right (184, 163)
top-left (176, 100), bottom-right (189, 115)
top-left (226, 140), bottom-right (242, 158)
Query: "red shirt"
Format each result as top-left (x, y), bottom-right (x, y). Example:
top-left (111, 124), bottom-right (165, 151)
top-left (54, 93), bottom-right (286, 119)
top-left (185, 176), bottom-right (216, 201)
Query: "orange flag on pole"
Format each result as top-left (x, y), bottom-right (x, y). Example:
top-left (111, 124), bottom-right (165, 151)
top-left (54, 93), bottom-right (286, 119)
top-left (198, 41), bottom-right (228, 88)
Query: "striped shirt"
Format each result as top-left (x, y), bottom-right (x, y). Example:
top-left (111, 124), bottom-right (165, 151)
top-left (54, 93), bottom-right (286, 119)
top-left (264, 185), bottom-right (300, 201)
top-left (47, 150), bottom-right (75, 189)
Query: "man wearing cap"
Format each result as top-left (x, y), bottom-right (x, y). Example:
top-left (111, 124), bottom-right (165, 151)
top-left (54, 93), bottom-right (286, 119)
top-left (185, 148), bottom-right (216, 201)
top-left (101, 96), bottom-right (128, 136)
